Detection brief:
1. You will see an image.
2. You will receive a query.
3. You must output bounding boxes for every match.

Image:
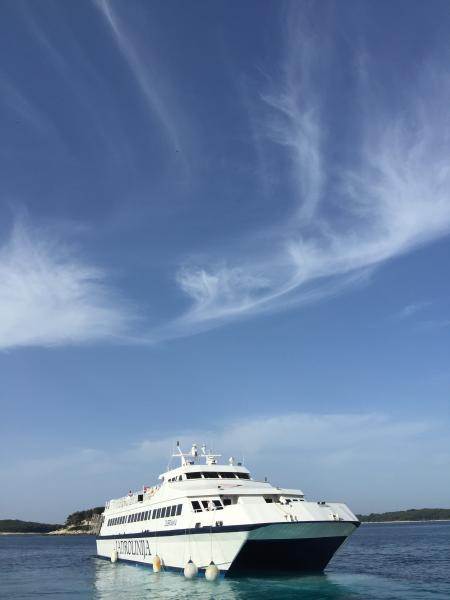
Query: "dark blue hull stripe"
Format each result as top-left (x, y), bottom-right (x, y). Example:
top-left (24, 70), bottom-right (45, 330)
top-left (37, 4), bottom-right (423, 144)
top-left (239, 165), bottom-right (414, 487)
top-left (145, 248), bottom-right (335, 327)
top-left (97, 520), bottom-right (359, 540)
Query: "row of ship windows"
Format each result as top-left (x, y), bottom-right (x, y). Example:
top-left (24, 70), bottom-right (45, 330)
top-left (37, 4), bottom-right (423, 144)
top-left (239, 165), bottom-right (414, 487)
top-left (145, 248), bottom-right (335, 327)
top-left (183, 472), bottom-right (250, 480)
top-left (107, 504), bottom-right (182, 526)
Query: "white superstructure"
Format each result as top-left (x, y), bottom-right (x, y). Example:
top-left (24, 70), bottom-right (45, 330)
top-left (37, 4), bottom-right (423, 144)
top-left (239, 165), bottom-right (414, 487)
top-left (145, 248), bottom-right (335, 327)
top-left (96, 443), bottom-right (359, 576)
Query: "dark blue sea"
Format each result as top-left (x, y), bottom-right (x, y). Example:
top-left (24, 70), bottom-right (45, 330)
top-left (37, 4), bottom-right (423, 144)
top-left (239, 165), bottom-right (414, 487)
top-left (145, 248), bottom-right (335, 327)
top-left (1, 522), bottom-right (449, 599)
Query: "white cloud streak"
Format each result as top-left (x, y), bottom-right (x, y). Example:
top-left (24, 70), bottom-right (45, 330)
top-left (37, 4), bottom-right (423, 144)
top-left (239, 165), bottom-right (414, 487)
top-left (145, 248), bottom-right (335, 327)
top-left (0, 223), bottom-right (131, 349)
top-left (162, 12), bottom-right (450, 341)
top-left (397, 302), bottom-right (431, 320)
top-left (94, 0), bottom-right (184, 154)
top-left (2, 411), bottom-right (449, 520)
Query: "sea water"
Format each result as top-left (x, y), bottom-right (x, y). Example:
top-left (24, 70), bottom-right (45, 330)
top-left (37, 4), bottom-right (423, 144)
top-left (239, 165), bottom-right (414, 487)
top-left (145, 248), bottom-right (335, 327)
top-left (0, 522), bottom-right (449, 599)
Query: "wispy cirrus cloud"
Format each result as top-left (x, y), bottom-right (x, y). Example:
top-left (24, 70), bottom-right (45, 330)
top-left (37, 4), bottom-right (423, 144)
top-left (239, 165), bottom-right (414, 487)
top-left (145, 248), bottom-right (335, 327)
top-left (94, 0), bottom-right (186, 157)
top-left (162, 11), bottom-right (450, 340)
top-left (0, 223), bottom-right (132, 350)
top-left (397, 302), bottom-right (431, 320)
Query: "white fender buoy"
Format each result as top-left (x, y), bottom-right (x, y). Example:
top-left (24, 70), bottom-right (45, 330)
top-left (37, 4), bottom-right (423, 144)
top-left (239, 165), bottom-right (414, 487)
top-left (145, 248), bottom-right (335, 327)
top-left (110, 549), bottom-right (118, 563)
top-left (152, 555), bottom-right (161, 572)
top-left (184, 559), bottom-right (198, 579)
top-left (205, 561), bottom-right (219, 581)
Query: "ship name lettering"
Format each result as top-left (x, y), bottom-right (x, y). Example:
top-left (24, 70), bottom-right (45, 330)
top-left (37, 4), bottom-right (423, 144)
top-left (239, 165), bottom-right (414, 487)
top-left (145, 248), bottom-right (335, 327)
top-left (115, 538), bottom-right (151, 558)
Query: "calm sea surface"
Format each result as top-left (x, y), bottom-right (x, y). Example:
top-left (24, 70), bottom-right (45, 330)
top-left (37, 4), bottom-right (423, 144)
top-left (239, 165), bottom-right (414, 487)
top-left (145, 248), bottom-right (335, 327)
top-left (1, 522), bottom-right (449, 599)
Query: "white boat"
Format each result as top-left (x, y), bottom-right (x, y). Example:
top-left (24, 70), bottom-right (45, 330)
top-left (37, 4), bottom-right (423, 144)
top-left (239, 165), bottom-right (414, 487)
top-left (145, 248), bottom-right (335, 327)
top-left (96, 443), bottom-right (359, 576)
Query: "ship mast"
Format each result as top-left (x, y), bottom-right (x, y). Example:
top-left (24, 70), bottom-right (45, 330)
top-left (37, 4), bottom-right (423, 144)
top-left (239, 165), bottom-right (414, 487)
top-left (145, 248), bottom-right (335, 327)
top-left (173, 441), bottom-right (221, 466)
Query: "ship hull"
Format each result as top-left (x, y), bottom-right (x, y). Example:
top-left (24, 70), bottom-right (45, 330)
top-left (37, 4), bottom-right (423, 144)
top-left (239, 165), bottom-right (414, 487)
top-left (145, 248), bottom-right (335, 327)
top-left (96, 520), bottom-right (358, 576)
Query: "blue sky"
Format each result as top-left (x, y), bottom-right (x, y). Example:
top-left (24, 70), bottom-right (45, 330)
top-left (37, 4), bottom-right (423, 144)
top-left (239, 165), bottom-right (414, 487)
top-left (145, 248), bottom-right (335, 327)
top-left (1, 0), bottom-right (449, 522)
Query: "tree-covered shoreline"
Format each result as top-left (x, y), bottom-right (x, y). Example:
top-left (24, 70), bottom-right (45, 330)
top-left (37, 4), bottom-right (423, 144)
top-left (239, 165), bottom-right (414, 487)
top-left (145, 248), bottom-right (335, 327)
top-left (0, 507), bottom-right (104, 534)
top-left (357, 508), bottom-right (450, 522)
top-left (0, 519), bottom-right (62, 533)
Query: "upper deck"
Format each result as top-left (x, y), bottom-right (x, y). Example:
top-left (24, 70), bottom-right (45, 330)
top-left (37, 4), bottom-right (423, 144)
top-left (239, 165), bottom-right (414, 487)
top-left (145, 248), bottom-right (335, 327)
top-left (105, 443), bottom-right (304, 512)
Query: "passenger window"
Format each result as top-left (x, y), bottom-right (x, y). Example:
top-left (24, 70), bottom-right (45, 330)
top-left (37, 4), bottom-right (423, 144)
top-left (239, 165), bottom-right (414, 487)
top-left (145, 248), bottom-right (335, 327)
top-left (170, 505), bottom-right (177, 517)
top-left (152, 510), bottom-right (157, 519)
top-left (218, 472), bottom-right (236, 478)
top-left (213, 500), bottom-right (223, 509)
top-left (202, 472), bottom-right (218, 478)
top-left (176, 504), bottom-right (182, 516)
top-left (186, 472), bottom-right (202, 479)
top-left (156, 508), bottom-right (161, 519)
top-left (222, 498), bottom-right (232, 506)
top-left (201, 500), bottom-right (209, 509)
top-left (191, 500), bottom-right (201, 512)
top-left (237, 473), bottom-right (250, 479)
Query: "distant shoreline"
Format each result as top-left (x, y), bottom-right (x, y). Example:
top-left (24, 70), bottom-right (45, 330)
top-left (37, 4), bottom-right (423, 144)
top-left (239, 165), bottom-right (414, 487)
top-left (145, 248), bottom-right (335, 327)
top-left (361, 519), bottom-right (450, 524)
top-left (0, 532), bottom-right (50, 536)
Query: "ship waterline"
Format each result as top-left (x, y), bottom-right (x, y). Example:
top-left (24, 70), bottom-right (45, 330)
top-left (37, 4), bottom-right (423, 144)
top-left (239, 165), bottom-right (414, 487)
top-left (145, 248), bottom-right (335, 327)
top-left (96, 443), bottom-right (359, 576)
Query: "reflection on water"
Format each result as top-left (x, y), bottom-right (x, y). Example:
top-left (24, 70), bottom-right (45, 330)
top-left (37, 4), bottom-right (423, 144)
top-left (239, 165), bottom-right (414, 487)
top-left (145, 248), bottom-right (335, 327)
top-left (93, 559), bottom-right (361, 600)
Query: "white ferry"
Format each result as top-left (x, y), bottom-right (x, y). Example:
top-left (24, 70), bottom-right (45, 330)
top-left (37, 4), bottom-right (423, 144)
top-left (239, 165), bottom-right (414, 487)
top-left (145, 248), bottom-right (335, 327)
top-left (96, 443), bottom-right (359, 577)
